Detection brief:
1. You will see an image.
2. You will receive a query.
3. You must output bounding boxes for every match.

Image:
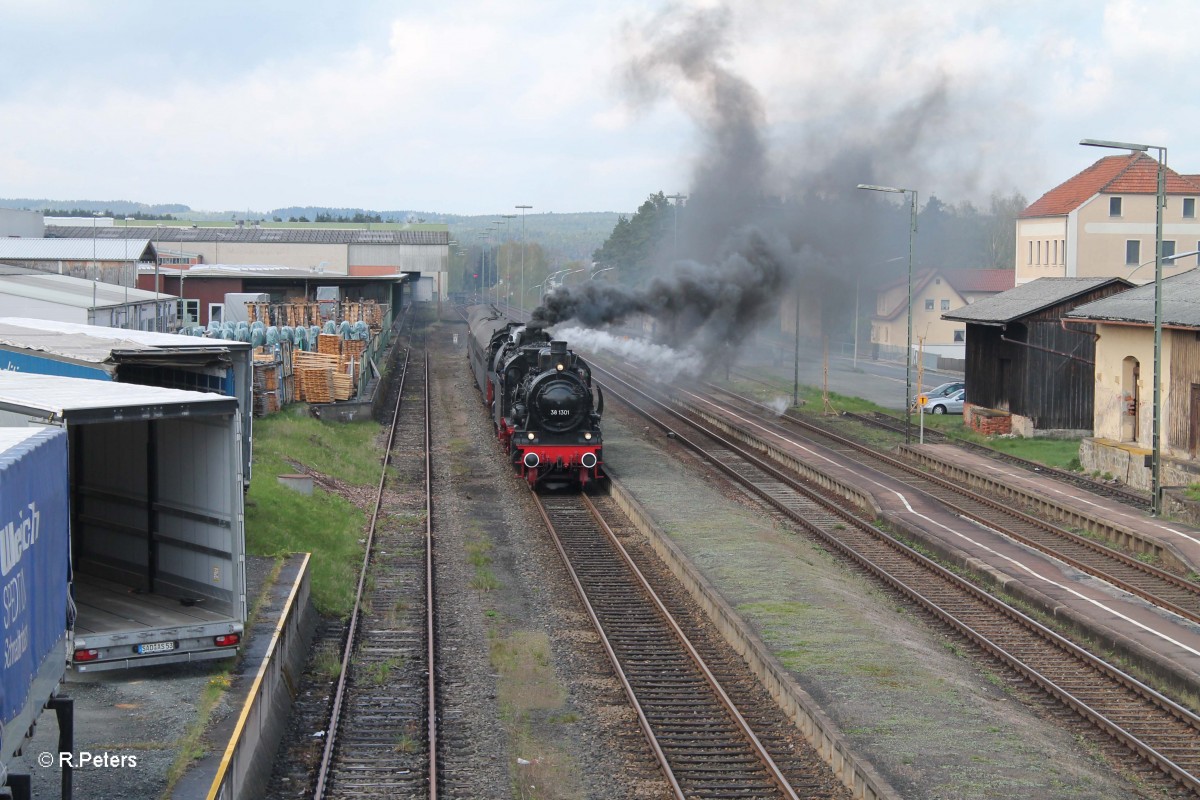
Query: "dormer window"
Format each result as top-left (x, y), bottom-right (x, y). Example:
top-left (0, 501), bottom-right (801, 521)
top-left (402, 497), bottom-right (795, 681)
top-left (1109, 197), bottom-right (1122, 217)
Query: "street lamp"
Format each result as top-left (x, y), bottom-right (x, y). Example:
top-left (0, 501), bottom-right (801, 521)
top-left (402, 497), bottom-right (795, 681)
top-left (501, 214), bottom-right (517, 314)
top-left (154, 224), bottom-right (163, 332)
top-left (517, 204), bottom-right (532, 314)
top-left (1082, 137), bottom-right (1167, 514)
top-left (857, 183), bottom-right (919, 444)
top-left (591, 266), bottom-right (617, 280)
top-left (665, 193), bottom-right (687, 260)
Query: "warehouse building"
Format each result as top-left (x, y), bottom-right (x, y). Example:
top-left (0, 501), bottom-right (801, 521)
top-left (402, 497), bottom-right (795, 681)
top-left (0, 264), bottom-right (176, 330)
top-left (0, 237), bottom-right (154, 287)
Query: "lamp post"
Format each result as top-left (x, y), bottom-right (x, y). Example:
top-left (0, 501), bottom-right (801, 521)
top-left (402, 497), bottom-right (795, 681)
top-left (517, 204), bottom-right (532, 315)
top-left (591, 266), bottom-right (616, 280)
top-left (1082, 138), bottom-right (1167, 515)
top-left (857, 183), bottom-right (919, 444)
top-left (665, 193), bottom-right (687, 260)
top-left (501, 214), bottom-right (516, 314)
top-left (154, 224), bottom-right (163, 332)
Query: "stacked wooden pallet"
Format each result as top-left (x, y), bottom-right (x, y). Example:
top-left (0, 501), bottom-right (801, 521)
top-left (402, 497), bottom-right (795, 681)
top-left (331, 371), bottom-right (354, 400)
top-left (294, 351), bottom-right (340, 403)
top-left (317, 334), bottom-right (342, 355)
top-left (297, 368), bottom-right (333, 403)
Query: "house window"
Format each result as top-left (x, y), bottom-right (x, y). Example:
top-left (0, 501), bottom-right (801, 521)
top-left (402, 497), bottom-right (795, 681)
top-left (941, 299), bottom-right (950, 311)
top-left (1126, 239), bottom-right (1140, 265)
top-left (1053, 240), bottom-right (1058, 264)
top-left (953, 330), bottom-right (965, 343)
top-left (1036, 240), bottom-right (1041, 265)
top-left (1163, 240), bottom-right (1177, 263)
top-left (924, 299), bottom-right (935, 311)
top-left (1110, 196), bottom-right (1123, 217)
top-left (1028, 241), bottom-right (1033, 265)
top-left (179, 299), bottom-right (199, 326)
top-left (1185, 198), bottom-right (1196, 219)
top-left (209, 303), bottom-right (224, 324)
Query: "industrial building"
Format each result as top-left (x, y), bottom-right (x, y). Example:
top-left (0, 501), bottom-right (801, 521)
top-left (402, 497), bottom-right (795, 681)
top-left (0, 264), bottom-right (176, 330)
top-left (0, 237), bottom-right (154, 287)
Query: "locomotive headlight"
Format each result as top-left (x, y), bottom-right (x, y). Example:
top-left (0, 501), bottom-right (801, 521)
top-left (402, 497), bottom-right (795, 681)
top-left (556, 363), bottom-right (565, 371)
top-left (527, 432), bottom-right (536, 440)
top-left (584, 432), bottom-right (592, 440)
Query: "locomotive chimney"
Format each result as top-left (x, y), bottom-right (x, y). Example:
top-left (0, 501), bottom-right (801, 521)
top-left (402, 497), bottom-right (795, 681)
top-left (550, 340), bottom-right (567, 354)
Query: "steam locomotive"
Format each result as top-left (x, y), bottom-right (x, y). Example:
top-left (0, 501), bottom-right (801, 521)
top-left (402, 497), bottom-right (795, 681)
top-left (467, 305), bottom-right (604, 489)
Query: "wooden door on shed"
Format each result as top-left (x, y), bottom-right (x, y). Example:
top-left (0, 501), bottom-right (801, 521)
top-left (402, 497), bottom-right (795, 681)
top-left (1190, 384), bottom-right (1200, 457)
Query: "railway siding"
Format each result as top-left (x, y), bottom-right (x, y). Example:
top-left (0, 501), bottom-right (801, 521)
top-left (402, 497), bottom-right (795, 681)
top-left (601, 414), bottom-right (1142, 799)
top-left (902, 444), bottom-right (1200, 576)
top-left (680, 398), bottom-right (1200, 711)
top-left (604, 468), bottom-right (899, 800)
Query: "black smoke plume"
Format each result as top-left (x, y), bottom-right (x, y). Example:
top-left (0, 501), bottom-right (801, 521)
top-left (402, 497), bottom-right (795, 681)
top-left (530, 226), bottom-right (793, 354)
top-left (531, 4), bottom-right (786, 365)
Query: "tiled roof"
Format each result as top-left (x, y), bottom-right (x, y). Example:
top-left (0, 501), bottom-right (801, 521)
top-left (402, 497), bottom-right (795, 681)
top-left (1066, 266), bottom-right (1200, 328)
top-left (1021, 153), bottom-right (1200, 219)
top-left (873, 268), bottom-right (1014, 321)
top-left (943, 277), bottom-right (1130, 324)
top-left (941, 268), bottom-right (1015, 293)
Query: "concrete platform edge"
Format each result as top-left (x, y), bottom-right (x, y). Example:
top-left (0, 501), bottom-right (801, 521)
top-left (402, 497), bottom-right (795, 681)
top-left (605, 470), bottom-right (902, 800)
top-left (175, 552), bottom-right (317, 800)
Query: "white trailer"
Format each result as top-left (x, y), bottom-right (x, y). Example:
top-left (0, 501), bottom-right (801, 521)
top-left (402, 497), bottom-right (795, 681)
top-left (0, 372), bottom-right (245, 671)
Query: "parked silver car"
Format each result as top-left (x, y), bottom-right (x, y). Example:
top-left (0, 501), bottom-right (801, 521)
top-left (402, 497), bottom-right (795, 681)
top-left (927, 388), bottom-right (965, 415)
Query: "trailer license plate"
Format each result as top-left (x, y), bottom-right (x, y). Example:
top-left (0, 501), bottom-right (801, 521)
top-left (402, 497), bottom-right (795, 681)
top-left (136, 641), bottom-right (176, 654)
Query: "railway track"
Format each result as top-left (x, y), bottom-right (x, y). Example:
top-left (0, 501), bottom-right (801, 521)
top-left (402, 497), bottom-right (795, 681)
top-left (683, 384), bottom-right (1200, 626)
top-left (838, 408), bottom-right (1153, 509)
top-left (534, 491), bottom-right (849, 799)
top-left (314, 347), bottom-right (437, 799)
top-left (595, 364), bottom-right (1200, 795)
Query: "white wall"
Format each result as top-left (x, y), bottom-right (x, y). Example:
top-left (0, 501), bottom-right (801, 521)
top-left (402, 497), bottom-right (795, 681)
top-left (0, 295), bottom-right (87, 324)
top-left (0, 209), bottom-right (45, 238)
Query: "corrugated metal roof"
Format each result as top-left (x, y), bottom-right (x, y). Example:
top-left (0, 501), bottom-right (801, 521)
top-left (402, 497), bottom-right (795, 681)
top-left (134, 264), bottom-right (409, 281)
top-left (943, 277), bottom-right (1130, 324)
top-left (47, 226), bottom-right (449, 245)
top-left (1067, 266), bottom-right (1200, 327)
top-left (0, 371), bottom-right (236, 422)
top-left (0, 318), bottom-right (243, 364)
top-left (0, 271), bottom-right (173, 308)
top-left (0, 238), bottom-right (154, 261)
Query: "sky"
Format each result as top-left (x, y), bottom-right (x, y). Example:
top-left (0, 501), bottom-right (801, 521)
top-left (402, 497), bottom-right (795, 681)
top-left (0, 0), bottom-right (1196, 216)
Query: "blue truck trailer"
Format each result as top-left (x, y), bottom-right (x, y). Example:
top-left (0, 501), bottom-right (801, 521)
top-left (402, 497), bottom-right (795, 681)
top-left (0, 427), bottom-right (73, 799)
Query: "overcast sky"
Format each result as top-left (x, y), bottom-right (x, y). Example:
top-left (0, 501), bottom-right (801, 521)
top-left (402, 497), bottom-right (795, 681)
top-left (0, 0), bottom-right (1195, 216)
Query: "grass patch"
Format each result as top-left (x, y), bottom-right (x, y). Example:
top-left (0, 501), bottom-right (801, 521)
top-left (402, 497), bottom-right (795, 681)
top-left (467, 539), bottom-right (502, 591)
top-left (162, 669), bottom-right (231, 794)
top-left (312, 645), bottom-right (343, 680)
top-left (245, 410), bottom-right (384, 615)
top-left (362, 656), bottom-right (405, 685)
top-left (488, 629), bottom-right (579, 799)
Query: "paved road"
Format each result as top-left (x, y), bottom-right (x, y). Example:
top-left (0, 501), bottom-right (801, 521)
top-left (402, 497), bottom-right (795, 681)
top-left (738, 337), bottom-right (963, 412)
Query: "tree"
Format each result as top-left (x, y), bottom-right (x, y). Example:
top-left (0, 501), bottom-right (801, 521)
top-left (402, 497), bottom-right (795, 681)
top-left (592, 192), bottom-right (674, 284)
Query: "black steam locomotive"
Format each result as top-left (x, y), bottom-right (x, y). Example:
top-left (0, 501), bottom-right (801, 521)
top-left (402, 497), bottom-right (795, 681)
top-left (466, 305), bottom-right (604, 489)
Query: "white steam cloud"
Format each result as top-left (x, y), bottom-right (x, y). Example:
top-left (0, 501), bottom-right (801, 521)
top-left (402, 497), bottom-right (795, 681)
top-left (555, 326), bottom-right (703, 381)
